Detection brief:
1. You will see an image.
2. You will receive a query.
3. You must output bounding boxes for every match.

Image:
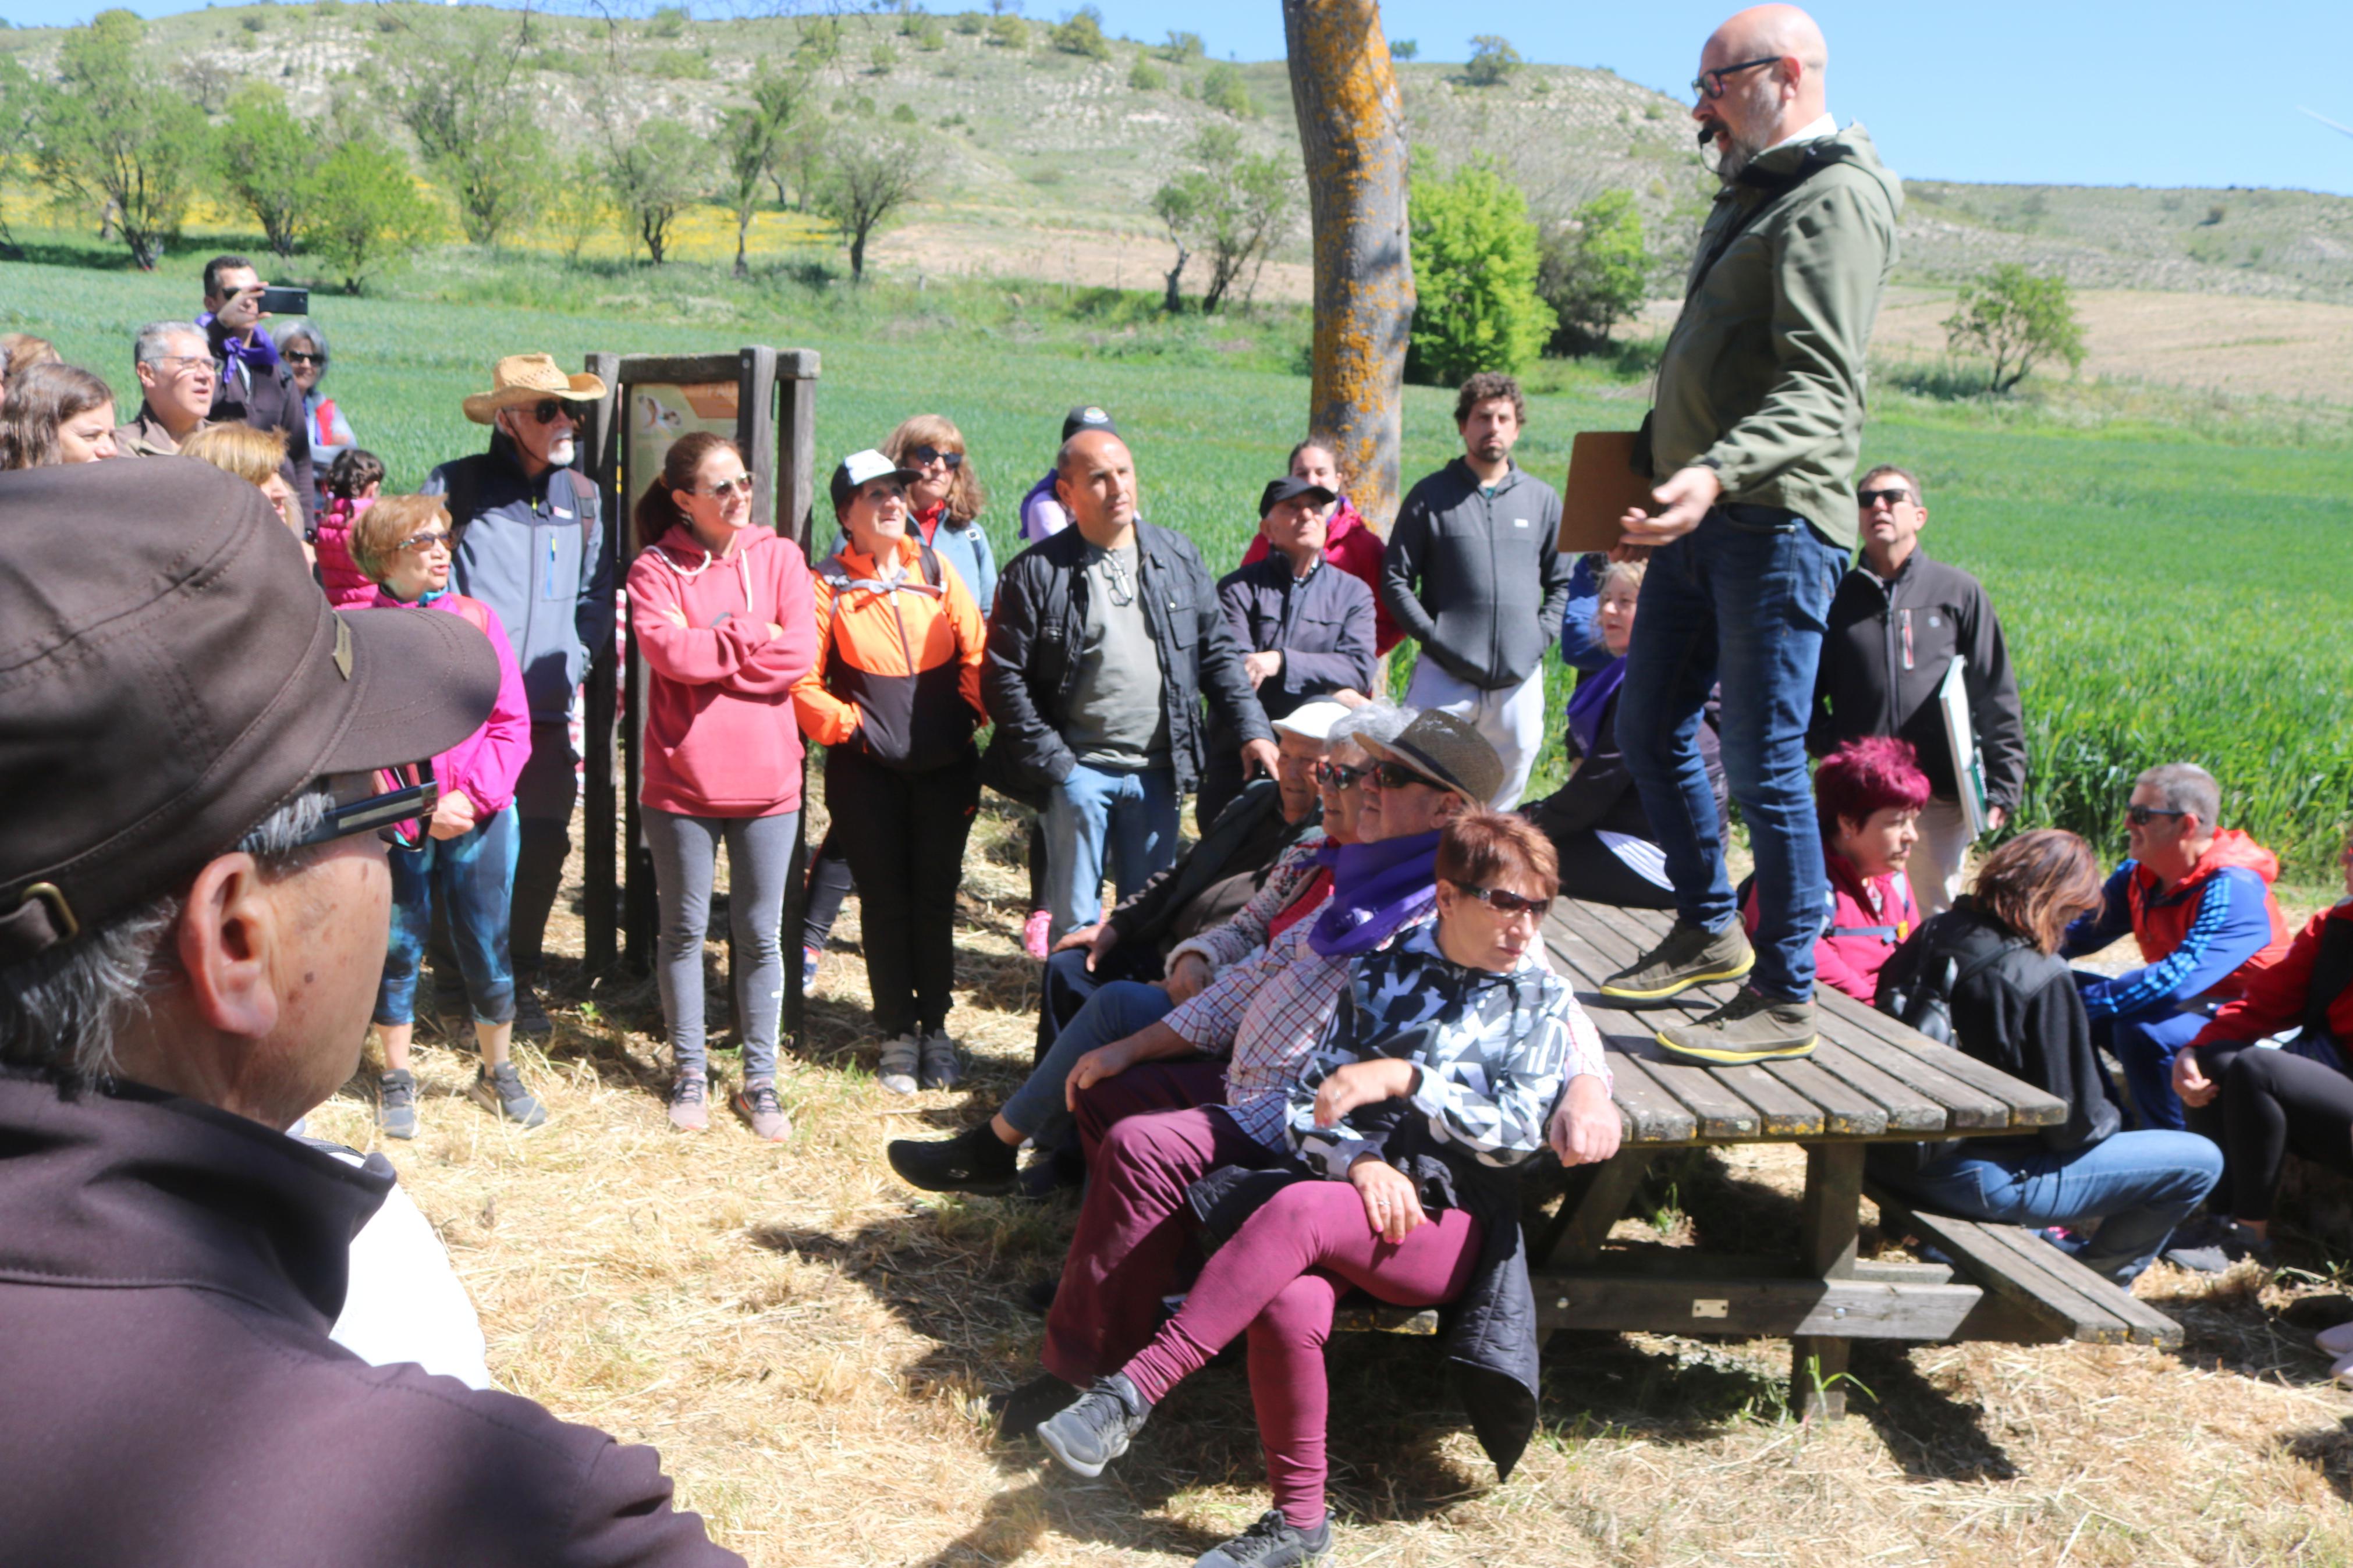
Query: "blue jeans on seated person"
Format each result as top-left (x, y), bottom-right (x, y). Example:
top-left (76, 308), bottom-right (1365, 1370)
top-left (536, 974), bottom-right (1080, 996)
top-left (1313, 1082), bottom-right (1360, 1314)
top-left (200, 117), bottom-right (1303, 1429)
top-left (1872, 1130), bottom-right (2222, 1285)
top-left (2092, 1007), bottom-right (2210, 1132)
top-left (1043, 760), bottom-right (1180, 943)
top-left (999, 979), bottom-right (1177, 1153)
top-left (1616, 505), bottom-right (1847, 1001)
top-left (378, 804), bottom-right (519, 1028)
top-left (1035, 942), bottom-right (1166, 1065)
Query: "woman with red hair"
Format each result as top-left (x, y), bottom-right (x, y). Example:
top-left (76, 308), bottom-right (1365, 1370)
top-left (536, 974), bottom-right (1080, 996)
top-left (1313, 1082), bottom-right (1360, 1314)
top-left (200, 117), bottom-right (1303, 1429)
top-left (1747, 737), bottom-right (1929, 1002)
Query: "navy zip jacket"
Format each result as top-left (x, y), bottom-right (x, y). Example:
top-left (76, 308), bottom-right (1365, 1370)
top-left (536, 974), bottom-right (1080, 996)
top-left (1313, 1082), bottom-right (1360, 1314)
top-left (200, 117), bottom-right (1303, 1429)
top-left (1215, 553), bottom-right (1378, 724)
top-left (1381, 458), bottom-right (1574, 691)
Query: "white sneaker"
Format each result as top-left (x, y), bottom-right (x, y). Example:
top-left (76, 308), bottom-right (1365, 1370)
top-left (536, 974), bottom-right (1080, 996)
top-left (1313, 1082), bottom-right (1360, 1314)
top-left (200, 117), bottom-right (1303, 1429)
top-left (876, 1032), bottom-right (921, 1096)
top-left (2317, 1321), bottom-right (2353, 1359)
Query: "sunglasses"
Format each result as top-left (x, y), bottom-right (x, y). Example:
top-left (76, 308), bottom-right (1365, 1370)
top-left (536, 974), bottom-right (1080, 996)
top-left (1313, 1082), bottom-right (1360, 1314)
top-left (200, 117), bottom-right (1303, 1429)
top-left (1372, 759), bottom-right (1446, 792)
top-left (398, 529), bottom-right (453, 553)
top-left (909, 445), bottom-right (963, 470)
top-left (699, 474), bottom-right (755, 499)
top-left (525, 399), bottom-right (576, 425)
top-left (2125, 805), bottom-right (2188, 826)
top-left (1691, 55), bottom-right (1780, 100)
top-left (295, 765), bottom-right (438, 851)
top-left (285, 351), bottom-right (325, 366)
top-left (1858, 488), bottom-right (1914, 510)
top-left (1449, 880), bottom-right (1552, 919)
top-left (1314, 760), bottom-right (1370, 789)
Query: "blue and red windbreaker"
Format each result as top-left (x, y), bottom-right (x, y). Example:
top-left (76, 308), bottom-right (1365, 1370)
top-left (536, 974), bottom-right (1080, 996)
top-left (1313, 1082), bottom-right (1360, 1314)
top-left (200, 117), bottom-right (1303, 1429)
top-left (2064, 829), bottom-right (2293, 1019)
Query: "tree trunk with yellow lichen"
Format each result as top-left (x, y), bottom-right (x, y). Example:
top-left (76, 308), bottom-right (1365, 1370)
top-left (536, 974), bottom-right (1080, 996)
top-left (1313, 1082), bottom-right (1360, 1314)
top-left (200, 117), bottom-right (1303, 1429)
top-left (1282, 0), bottom-right (1414, 531)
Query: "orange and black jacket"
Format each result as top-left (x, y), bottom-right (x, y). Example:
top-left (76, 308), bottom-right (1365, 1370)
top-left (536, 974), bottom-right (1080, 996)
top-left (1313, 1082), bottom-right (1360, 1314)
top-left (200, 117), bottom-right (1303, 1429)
top-left (791, 532), bottom-right (988, 773)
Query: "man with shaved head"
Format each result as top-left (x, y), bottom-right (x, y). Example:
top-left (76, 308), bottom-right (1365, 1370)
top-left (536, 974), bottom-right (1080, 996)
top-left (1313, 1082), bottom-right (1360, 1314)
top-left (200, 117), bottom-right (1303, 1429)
top-left (985, 428), bottom-right (1278, 947)
top-left (1602, 3), bottom-right (1903, 1065)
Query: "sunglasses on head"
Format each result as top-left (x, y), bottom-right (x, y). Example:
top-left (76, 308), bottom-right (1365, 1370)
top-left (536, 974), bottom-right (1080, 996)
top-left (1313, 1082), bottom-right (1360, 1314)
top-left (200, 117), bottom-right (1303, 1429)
top-left (1371, 759), bottom-right (1445, 792)
top-left (910, 445), bottom-right (963, 470)
top-left (1449, 880), bottom-right (1550, 918)
top-left (2125, 805), bottom-right (2187, 826)
top-left (1858, 487), bottom-right (1913, 510)
top-left (294, 765), bottom-right (438, 851)
top-left (1314, 760), bottom-right (1369, 789)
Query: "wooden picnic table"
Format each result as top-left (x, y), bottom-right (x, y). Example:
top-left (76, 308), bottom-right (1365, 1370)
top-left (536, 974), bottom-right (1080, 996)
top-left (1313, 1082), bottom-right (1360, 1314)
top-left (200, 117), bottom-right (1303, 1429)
top-left (1527, 898), bottom-right (2177, 1416)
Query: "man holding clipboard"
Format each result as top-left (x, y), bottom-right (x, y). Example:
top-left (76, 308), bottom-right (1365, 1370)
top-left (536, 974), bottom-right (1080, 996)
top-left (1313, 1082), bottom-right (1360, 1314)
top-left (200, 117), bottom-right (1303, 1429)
top-left (1588, 3), bottom-right (1903, 1066)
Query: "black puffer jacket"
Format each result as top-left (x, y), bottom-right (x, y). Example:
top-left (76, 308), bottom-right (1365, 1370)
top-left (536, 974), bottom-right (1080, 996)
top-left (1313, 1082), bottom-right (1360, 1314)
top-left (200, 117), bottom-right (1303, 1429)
top-left (982, 518), bottom-right (1271, 801)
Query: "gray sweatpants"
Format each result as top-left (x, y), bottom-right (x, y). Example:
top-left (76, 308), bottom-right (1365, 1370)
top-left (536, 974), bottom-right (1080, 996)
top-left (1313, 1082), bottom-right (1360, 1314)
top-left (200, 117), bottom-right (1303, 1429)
top-left (644, 806), bottom-right (800, 1083)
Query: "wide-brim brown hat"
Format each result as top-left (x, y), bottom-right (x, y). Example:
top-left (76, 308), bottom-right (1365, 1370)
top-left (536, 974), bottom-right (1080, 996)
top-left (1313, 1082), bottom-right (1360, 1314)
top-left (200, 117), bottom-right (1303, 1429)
top-left (1363, 710), bottom-right (1504, 806)
top-left (0, 459), bottom-right (500, 961)
top-left (462, 353), bottom-right (609, 425)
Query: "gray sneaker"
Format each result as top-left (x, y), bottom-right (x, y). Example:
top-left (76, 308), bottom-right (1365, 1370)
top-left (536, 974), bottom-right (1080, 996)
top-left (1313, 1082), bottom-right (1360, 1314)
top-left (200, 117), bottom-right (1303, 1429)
top-left (1194, 1509), bottom-right (1334, 1567)
top-left (1036, 1373), bottom-right (1153, 1478)
top-left (668, 1072), bottom-right (709, 1133)
top-left (918, 1029), bottom-right (963, 1090)
top-left (1600, 920), bottom-right (1755, 1005)
top-left (378, 1069), bottom-right (418, 1140)
top-left (470, 1061), bottom-right (549, 1128)
top-left (876, 1032), bottom-right (921, 1096)
top-left (732, 1080), bottom-right (791, 1142)
top-left (1656, 988), bottom-right (1817, 1064)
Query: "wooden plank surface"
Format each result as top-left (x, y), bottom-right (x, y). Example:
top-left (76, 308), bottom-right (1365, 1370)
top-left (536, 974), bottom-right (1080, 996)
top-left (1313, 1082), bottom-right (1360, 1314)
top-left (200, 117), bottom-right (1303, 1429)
top-left (1715, 1063), bottom-right (1825, 1136)
top-left (1820, 989), bottom-right (2070, 1128)
top-left (1765, 1058), bottom-right (1884, 1136)
top-left (1596, 1052), bottom-right (1697, 1143)
top-left (1536, 1274), bottom-right (1982, 1341)
top-left (1809, 1040), bottom-right (1951, 1133)
top-left (1869, 1189), bottom-right (2132, 1345)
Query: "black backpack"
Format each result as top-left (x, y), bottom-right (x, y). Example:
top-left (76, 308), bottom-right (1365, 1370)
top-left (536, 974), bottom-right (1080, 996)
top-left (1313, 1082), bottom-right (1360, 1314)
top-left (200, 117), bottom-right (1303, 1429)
top-left (1880, 940), bottom-right (2018, 1047)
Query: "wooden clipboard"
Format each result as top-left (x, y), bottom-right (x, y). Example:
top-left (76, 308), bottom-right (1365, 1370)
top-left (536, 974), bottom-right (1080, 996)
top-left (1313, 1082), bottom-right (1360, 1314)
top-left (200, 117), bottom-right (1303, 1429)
top-left (1558, 431), bottom-right (1656, 554)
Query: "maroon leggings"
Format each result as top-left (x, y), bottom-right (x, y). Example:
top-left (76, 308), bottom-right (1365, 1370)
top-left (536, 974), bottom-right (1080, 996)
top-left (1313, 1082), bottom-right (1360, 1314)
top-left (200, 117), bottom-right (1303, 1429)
top-left (1122, 1181), bottom-right (1482, 1531)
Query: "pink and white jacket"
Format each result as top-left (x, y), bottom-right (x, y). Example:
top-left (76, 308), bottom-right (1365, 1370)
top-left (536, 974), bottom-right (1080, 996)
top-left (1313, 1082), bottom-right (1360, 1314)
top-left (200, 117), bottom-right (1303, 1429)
top-left (370, 587), bottom-right (532, 816)
top-left (317, 496), bottom-right (378, 610)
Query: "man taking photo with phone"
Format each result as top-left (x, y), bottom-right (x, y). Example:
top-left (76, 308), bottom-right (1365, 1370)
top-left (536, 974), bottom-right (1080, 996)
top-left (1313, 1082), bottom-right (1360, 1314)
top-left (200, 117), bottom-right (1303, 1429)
top-left (200, 253), bottom-right (314, 525)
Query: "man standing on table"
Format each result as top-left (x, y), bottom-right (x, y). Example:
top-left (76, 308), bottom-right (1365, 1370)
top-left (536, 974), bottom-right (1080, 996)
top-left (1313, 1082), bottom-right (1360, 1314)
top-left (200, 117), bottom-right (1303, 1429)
top-left (1381, 371), bottom-right (1573, 812)
top-left (1599, 3), bottom-right (1903, 1065)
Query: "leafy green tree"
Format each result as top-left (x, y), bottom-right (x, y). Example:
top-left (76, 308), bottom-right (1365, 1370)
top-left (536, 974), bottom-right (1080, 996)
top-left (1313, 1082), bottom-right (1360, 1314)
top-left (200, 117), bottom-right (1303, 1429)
top-left (1200, 61), bottom-right (1257, 118)
top-left (1943, 264), bottom-right (2085, 393)
top-left (796, 16), bottom-right (844, 72)
top-left (541, 153), bottom-right (611, 263)
top-left (34, 10), bottom-right (210, 271)
top-left (1128, 55), bottom-right (1165, 91)
top-left (952, 11), bottom-right (987, 34)
top-left (300, 133), bottom-right (435, 293)
top-left (0, 48), bottom-right (38, 257)
top-left (386, 22), bottom-right (548, 247)
top-left (1407, 159), bottom-right (1553, 383)
top-left (1390, 38), bottom-right (1418, 62)
top-left (1464, 34), bottom-right (1520, 87)
top-left (1536, 188), bottom-right (1648, 355)
top-left (649, 5), bottom-right (688, 38)
top-left (1160, 30), bottom-right (1203, 62)
top-left (215, 84), bottom-right (320, 259)
top-left (1050, 6), bottom-right (1112, 59)
top-left (1150, 123), bottom-right (1293, 313)
top-left (604, 119), bottom-right (708, 264)
top-left (811, 125), bottom-right (925, 280)
top-left (986, 13), bottom-right (1028, 48)
top-left (719, 65), bottom-right (808, 278)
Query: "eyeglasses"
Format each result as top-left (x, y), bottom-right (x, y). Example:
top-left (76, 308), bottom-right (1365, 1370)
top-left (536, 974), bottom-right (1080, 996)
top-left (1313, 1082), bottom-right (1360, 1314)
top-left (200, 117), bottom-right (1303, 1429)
top-left (1314, 760), bottom-right (1369, 790)
top-left (909, 445), bottom-right (963, 470)
top-left (285, 351), bottom-right (325, 367)
top-left (294, 765), bottom-right (438, 851)
top-left (1371, 759), bottom-right (1446, 792)
top-left (1691, 55), bottom-right (1780, 100)
top-left (1449, 880), bottom-right (1551, 919)
top-left (397, 529), bottom-right (453, 553)
top-left (155, 354), bottom-right (223, 378)
top-left (700, 474), bottom-right (755, 499)
top-left (2125, 805), bottom-right (2188, 826)
top-left (1858, 488), bottom-right (1914, 510)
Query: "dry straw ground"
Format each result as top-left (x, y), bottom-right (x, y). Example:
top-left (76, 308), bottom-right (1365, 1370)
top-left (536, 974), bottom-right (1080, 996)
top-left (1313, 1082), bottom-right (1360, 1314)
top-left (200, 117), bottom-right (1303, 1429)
top-left (302, 803), bottom-right (2353, 1567)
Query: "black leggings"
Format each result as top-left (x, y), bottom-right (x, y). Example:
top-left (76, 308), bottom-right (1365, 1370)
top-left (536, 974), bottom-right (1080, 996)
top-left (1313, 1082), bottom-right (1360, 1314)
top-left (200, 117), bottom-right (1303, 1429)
top-left (802, 812), bottom-right (1048, 954)
top-left (2189, 1041), bottom-right (2353, 1223)
top-left (822, 745), bottom-right (982, 1037)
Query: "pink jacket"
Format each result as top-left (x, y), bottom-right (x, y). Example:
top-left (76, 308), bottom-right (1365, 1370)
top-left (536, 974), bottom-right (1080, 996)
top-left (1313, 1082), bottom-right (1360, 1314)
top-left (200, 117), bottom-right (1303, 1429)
top-left (627, 525), bottom-right (818, 818)
top-left (1743, 849), bottom-right (1918, 1003)
top-left (371, 588), bottom-right (531, 815)
top-left (317, 496), bottom-right (377, 610)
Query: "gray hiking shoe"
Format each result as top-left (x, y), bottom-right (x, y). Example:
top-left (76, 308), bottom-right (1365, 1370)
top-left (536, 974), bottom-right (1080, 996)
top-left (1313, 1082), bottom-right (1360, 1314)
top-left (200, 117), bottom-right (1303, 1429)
top-left (732, 1080), bottom-right (791, 1142)
top-left (668, 1072), bottom-right (709, 1133)
top-left (1600, 919), bottom-right (1755, 1005)
top-left (470, 1061), bottom-right (549, 1128)
top-left (1656, 988), bottom-right (1817, 1064)
top-left (1036, 1373), bottom-right (1153, 1478)
top-left (876, 1032), bottom-right (921, 1096)
top-left (1194, 1510), bottom-right (1334, 1568)
top-left (918, 1028), bottom-right (963, 1090)
top-left (378, 1069), bottom-right (418, 1141)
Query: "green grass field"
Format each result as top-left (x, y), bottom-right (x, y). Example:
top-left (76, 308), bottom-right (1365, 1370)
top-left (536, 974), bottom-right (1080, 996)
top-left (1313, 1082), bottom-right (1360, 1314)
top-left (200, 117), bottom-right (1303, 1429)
top-left (10, 237), bottom-right (2351, 879)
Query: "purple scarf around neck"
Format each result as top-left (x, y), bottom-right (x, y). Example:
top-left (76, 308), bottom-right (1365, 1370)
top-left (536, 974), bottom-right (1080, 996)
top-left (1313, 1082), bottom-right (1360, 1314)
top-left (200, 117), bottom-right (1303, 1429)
top-left (1309, 828), bottom-right (1442, 957)
top-left (1565, 655), bottom-right (1626, 758)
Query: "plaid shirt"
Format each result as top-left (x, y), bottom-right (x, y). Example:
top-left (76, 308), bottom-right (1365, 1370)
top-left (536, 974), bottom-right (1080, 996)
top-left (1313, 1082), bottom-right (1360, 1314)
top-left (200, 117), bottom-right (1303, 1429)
top-left (1167, 838), bottom-right (1328, 975)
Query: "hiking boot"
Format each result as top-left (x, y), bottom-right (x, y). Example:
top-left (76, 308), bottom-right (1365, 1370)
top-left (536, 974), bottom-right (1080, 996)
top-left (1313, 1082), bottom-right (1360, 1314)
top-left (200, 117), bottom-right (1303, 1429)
top-left (733, 1079), bottom-right (791, 1142)
top-left (1035, 1373), bottom-right (1152, 1478)
top-left (888, 1122), bottom-right (1018, 1194)
top-left (1599, 920), bottom-right (1754, 1005)
top-left (918, 1028), bottom-right (964, 1090)
top-left (1194, 1510), bottom-right (1334, 1568)
top-left (512, 984), bottom-right (554, 1043)
top-left (1023, 909), bottom-right (1054, 961)
top-left (378, 1069), bottom-right (418, 1140)
top-left (1655, 989), bottom-right (1817, 1063)
top-left (668, 1072), bottom-right (709, 1133)
top-left (989, 1371), bottom-right (1080, 1439)
top-left (876, 1032), bottom-right (921, 1096)
top-left (471, 1061), bottom-right (549, 1128)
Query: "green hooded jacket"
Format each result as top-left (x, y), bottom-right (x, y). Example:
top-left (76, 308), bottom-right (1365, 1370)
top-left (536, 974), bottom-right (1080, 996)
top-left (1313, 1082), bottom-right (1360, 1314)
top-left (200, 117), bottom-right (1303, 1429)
top-left (1650, 123), bottom-right (1903, 550)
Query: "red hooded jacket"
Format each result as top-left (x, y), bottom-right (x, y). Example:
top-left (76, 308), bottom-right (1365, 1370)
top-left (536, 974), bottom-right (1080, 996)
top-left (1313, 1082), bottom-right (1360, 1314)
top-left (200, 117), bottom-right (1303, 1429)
top-left (2193, 899), bottom-right (2353, 1053)
top-left (1744, 849), bottom-right (1917, 1003)
top-left (1239, 496), bottom-right (1403, 654)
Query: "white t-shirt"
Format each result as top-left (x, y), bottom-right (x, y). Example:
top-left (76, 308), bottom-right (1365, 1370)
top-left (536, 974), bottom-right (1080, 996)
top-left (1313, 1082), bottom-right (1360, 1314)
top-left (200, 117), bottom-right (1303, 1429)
top-left (307, 1141), bottom-right (495, 1389)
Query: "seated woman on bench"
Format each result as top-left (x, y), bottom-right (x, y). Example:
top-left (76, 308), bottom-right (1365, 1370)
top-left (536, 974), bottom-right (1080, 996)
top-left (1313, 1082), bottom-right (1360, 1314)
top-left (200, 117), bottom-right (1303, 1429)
top-left (1870, 830), bottom-right (2221, 1286)
top-left (1033, 810), bottom-right (1617, 1568)
top-left (2173, 831), bottom-right (2353, 1264)
top-left (1745, 737), bottom-right (1926, 1003)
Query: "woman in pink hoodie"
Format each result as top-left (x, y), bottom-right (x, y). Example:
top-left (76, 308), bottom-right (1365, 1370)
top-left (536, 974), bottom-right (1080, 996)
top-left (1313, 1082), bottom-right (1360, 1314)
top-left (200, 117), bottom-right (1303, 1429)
top-left (627, 432), bottom-right (819, 1140)
top-left (352, 495), bottom-right (538, 1138)
top-left (1747, 737), bottom-right (1929, 1002)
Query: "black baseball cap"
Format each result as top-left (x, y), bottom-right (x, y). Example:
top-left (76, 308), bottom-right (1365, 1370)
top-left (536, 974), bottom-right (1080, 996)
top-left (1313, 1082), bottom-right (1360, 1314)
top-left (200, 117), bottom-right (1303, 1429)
top-left (0, 459), bottom-right (499, 961)
top-left (1061, 405), bottom-right (1117, 442)
top-left (1258, 475), bottom-right (1336, 518)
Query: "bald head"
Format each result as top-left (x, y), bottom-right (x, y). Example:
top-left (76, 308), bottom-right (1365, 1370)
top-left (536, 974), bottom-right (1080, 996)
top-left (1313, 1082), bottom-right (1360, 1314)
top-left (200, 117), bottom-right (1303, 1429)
top-left (1054, 429), bottom-right (1140, 545)
top-left (1711, 5), bottom-right (1827, 74)
top-left (1695, 5), bottom-right (1830, 178)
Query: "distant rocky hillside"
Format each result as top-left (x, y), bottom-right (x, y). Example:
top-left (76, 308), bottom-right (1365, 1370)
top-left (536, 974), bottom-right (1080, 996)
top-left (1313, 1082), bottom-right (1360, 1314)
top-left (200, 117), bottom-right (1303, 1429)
top-left (6, 3), bottom-right (2350, 304)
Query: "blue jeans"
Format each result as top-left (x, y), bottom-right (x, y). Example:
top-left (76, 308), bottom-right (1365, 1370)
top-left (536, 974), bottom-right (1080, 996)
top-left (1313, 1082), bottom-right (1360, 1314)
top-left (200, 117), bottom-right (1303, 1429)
top-left (378, 804), bottom-right (519, 1027)
top-left (1873, 1131), bottom-right (2222, 1285)
top-left (2093, 1006), bottom-right (2210, 1132)
top-left (1000, 979), bottom-right (1177, 1151)
top-left (1617, 506), bottom-right (1847, 999)
top-left (1043, 761), bottom-right (1180, 943)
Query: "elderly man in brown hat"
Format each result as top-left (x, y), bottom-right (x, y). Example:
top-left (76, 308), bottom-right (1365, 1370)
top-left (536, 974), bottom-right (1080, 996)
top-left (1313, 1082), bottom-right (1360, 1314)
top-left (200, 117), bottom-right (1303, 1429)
top-left (423, 353), bottom-right (612, 1038)
top-left (0, 458), bottom-right (741, 1565)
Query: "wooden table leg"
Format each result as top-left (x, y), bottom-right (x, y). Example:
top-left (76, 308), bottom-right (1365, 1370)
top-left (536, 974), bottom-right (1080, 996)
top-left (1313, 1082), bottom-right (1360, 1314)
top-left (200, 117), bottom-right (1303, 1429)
top-left (1529, 1149), bottom-right (1653, 1270)
top-left (1791, 1143), bottom-right (1864, 1420)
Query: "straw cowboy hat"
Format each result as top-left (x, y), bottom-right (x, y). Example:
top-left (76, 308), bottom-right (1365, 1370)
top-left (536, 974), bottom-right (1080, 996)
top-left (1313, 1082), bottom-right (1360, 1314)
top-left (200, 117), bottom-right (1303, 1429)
top-left (461, 354), bottom-right (609, 425)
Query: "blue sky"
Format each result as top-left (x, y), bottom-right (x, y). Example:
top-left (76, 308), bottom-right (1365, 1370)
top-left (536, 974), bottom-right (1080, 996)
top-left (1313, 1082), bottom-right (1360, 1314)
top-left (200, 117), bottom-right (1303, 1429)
top-left (6, 0), bottom-right (2350, 194)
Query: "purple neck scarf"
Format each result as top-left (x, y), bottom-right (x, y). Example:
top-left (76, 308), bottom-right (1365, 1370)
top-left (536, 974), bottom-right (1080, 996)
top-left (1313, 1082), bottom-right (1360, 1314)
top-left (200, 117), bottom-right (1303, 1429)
top-left (198, 313), bottom-right (281, 377)
top-left (1309, 829), bottom-right (1441, 957)
top-left (1565, 655), bottom-right (1626, 758)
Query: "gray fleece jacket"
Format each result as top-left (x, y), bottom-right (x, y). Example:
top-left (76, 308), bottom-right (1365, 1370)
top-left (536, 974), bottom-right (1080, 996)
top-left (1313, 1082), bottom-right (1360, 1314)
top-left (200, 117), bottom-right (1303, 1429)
top-left (1380, 458), bottom-right (1574, 691)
